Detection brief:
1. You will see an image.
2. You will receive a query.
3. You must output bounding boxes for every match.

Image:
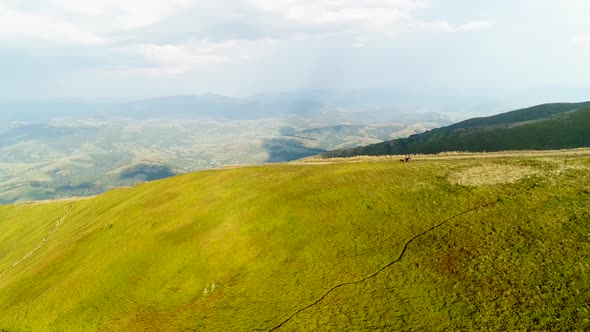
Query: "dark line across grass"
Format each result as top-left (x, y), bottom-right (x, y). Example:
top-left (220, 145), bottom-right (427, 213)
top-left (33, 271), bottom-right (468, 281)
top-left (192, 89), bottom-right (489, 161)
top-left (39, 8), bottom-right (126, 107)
top-left (265, 183), bottom-right (539, 331)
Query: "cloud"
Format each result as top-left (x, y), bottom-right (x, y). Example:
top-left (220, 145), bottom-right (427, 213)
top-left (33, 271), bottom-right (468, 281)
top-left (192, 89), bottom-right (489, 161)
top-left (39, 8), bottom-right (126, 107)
top-left (0, 0), bottom-right (193, 45)
top-left (247, 0), bottom-right (428, 23)
top-left (0, 4), bottom-right (103, 44)
top-left (100, 38), bottom-right (280, 77)
top-left (242, 0), bottom-right (430, 34)
top-left (114, 1), bottom-right (493, 77)
top-left (456, 20), bottom-right (493, 31)
top-left (417, 20), bottom-right (493, 33)
top-left (225, 0), bottom-right (494, 43)
top-left (0, 0), bottom-right (505, 97)
top-left (573, 33), bottom-right (590, 47)
top-left (0, 0), bottom-right (492, 48)
top-left (47, 0), bottom-right (192, 30)
top-left (136, 39), bottom-right (277, 65)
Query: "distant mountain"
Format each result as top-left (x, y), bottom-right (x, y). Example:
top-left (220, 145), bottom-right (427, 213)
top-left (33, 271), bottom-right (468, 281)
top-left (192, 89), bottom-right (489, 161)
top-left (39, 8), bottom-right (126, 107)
top-left (324, 101), bottom-right (590, 157)
top-left (0, 94), bottom-right (327, 123)
top-left (0, 89), bottom-right (498, 124)
top-left (121, 94), bottom-right (328, 120)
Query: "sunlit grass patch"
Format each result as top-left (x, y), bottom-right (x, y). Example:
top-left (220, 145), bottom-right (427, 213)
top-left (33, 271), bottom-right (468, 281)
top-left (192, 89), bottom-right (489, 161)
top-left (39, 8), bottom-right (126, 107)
top-left (448, 164), bottom-right (539, 186)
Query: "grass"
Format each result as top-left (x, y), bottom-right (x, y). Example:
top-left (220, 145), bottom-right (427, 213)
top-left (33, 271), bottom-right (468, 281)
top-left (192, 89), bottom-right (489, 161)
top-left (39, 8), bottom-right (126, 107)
top-left (447, 164), bottom-right (539, 186)
top-left (0, 150), bottom-right (589, 331)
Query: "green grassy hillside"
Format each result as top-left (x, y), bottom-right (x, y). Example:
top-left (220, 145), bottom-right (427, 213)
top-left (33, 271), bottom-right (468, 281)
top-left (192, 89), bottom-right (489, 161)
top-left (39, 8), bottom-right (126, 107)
top-left (325, 101), bottom-right (590, 158)
top-left (1, 151), bottom-right (590, 331)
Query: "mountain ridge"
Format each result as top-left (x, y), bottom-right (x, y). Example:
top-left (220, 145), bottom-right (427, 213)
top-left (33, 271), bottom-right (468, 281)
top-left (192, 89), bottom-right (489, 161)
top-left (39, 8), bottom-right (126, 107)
top-left (323, 101), bottom-right (590, 157)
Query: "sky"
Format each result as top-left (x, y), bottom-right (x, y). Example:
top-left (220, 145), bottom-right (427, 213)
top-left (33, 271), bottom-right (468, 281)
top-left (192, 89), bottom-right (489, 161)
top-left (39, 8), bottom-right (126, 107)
top-left (0, 0), bottom-right (589, 100)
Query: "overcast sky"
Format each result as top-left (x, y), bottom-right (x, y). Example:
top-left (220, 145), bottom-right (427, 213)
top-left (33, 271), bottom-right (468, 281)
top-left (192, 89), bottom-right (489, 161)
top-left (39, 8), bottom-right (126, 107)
top-left (0, 0), bottom-right (589, 100)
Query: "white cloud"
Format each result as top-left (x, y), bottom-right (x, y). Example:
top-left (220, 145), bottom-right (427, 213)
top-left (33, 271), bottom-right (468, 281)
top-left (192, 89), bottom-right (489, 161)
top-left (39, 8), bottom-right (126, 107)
top-left (0, 0), bottom-right (192, 45)
top-left (47, 0), bottom-right (192, 30)
top-left (0, 0), bottom-right (491, 48)
top-left (573, 33), bottom-right (590, 46)
top-left (136, 39), bottom-right (275, 65)
top-left (417, 20), bottom-right (493, 33)
top-left (0, 5), bottom-right (103, 44)
top-left (102, 38), bottom-right (279, 77)
top-left (243, 0), bottom-right (430, 33)
top-left (0, 0), bottom-right (502, 97)
top-left (456, 20), bottom-right (493, 32)
top-left (236, 0), bottom-right (493, 40)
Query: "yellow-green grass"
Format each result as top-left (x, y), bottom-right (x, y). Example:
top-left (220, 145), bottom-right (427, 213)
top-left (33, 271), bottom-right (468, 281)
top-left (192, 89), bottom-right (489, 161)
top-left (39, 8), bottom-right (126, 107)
top-left (302, 147), bottom-right (590, 163)
top-left (0, 153), bottom-right (589, 331)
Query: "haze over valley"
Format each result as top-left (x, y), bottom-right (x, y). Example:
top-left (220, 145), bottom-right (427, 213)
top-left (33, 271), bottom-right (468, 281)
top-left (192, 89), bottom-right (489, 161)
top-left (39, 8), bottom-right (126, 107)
top-left (0, 92), bottom-right (455, 204)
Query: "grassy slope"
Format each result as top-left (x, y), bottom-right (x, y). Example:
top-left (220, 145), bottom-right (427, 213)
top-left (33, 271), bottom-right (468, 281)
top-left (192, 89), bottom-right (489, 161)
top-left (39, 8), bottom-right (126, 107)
top-left (0, 154), bottom-right (589, 331)
top-left (325, 102), bottom-right (590, 157)
top-left (445, 101), bottom-right (590, 129)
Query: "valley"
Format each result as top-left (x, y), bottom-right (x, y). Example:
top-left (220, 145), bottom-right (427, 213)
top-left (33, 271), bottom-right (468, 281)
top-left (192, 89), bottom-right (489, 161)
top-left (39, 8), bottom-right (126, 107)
top-left (0, 105), bottom-right (447, 204)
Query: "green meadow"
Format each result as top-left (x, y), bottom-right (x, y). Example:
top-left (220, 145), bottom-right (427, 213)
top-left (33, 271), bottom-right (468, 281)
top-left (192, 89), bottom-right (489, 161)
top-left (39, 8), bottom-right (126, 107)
top-left (1, 151), bottom-right (590, 331)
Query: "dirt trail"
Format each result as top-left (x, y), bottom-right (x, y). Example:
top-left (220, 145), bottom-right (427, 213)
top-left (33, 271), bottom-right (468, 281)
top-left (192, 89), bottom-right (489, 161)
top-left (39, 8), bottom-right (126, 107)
top-left (266, 184), bottom-right (539, 331)
top-left (0, 204), bottom-right (73, 281)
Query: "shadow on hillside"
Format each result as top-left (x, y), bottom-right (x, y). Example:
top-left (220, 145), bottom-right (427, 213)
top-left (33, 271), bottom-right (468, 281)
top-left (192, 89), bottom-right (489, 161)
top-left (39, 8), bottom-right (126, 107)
top-left (118, 164), bottom-right (177, 182)
top-left (262, 138), bottom-right (326, 163)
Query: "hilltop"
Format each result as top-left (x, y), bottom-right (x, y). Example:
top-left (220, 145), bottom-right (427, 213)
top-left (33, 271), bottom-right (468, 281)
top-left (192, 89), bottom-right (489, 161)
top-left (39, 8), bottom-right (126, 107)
top-left (324, 101), bottom-right (590, 158)
top-left (1, 149), bottom-right (590, 331)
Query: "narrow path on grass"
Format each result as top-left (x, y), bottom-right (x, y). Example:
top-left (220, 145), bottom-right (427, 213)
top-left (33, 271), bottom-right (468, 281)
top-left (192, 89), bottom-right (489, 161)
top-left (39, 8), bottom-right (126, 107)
top-left (266, 184), bottom-right (538, 331)
top-left (0, 204), bottom-right (74, 281)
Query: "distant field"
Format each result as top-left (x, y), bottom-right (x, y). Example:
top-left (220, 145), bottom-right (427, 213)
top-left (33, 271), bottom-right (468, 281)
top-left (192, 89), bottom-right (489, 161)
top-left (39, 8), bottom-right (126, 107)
top-left (0, 115), bottom-right (444, 204)
top-left (1, 150), bottom-right (589, 331)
